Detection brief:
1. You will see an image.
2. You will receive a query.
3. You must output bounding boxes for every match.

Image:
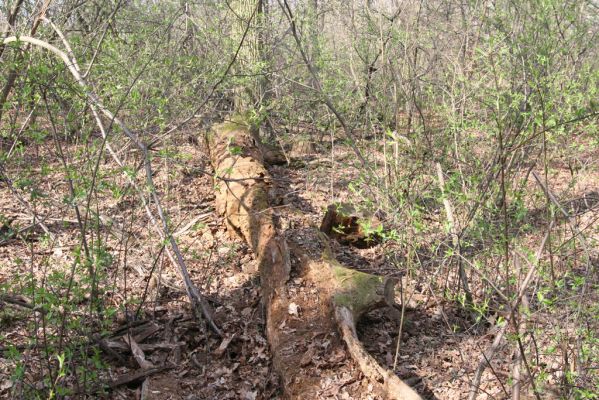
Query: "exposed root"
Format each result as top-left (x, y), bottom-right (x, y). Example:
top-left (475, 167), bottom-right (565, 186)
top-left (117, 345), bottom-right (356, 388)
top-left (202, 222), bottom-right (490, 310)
top-left (316, 234), bottom-right (422, 400)
top-left (335, 307), bottom-right (421, 400)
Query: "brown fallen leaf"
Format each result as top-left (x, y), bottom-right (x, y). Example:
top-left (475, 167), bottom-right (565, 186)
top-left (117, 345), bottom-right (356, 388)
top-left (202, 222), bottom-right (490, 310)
top-left (300, 346), bottom-right (316, 367)
top-left (241, 307), bottom-right (253, 317)
top-left (240, 389), bottom-right (257, 400)
top-left (326, 348), bottom-right (346, 365)
top-left (213, 334), bottom-right (235, 358)
top-left (1, 379), bottom-right (13, 391)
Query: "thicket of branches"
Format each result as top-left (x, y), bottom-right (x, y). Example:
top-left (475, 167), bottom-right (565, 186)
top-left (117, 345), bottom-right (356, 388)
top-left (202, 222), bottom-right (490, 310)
top-left (1, 0), bottom-right (597, 398)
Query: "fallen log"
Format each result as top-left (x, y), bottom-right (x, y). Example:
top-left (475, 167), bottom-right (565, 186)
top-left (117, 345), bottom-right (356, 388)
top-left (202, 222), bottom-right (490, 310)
top-left (207, 116), bottom-right (421, 399)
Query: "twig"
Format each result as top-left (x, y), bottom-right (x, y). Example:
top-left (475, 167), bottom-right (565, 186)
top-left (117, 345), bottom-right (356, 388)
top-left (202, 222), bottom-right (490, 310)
top-left (392, 275), bottom-right (407, 371)
top-left (0, 0), bottom-right (52, 123)
top-left (435, 162), bottom-right (472, 304)
top-left (512, 345), bottom-right (522, 400)
top-left (2, 34), bottom-right (221, 336)
top-left (531, 170), bottom-right (595, 380)
top-left (467, 228), bottom-right (551, 400)
top-left (0, 165), bottom-right (58, 245)
top-left (150, 0), bottom-right (259, 144)
top-left (0, 294), bottom-right (45, 314)
top-left (278, 0), bottom-right (371, 172)
top-left (531, 171), bottom-right (592, 267)
top-left (173, 212), bottom-right (212, 238)
top-left (29, 24), bottom-right (221, 334)
top-left (82, 0), bottom-right (125, 79)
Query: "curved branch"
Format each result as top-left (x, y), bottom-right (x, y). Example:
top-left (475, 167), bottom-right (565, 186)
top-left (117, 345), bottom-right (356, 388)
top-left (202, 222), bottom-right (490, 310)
top-left (2, 34), bottom-right (221, 336)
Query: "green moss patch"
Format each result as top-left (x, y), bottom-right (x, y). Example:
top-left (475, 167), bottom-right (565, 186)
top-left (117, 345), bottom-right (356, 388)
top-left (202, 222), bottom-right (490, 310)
top-left (332, 263), bottom-right (385, 315)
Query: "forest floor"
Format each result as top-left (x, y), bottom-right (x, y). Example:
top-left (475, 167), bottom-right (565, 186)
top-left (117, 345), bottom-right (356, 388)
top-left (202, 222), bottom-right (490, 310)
top-left (0, 125), bottom-right (597, 399)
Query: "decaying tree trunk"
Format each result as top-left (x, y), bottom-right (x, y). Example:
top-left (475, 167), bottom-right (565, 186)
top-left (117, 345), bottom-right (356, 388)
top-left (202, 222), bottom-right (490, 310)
top-left (207, 117), bottom-right (422, 399)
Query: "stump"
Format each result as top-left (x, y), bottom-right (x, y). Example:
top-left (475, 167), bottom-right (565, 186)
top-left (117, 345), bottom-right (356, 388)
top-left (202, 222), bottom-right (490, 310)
top-left (320, 202), bottom-right (383, 248)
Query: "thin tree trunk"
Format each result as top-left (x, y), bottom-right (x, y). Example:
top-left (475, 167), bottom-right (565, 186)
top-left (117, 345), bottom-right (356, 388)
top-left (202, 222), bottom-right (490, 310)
top-left (0, 0), bottom-right (25, 59)
top-left (231, 0), bottom-right (263, 113)
top-left (435, 162), bottom-right (472, 304)
top-left (0, 0), bottom-right (53, 124)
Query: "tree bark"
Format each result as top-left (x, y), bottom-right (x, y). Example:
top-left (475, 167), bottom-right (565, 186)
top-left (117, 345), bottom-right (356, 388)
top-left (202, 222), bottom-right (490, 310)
top-left (231, 0), bottom-right (264, 113)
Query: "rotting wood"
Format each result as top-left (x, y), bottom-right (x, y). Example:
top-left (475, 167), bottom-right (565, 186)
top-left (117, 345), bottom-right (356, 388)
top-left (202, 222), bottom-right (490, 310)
top-left (108, 366), bottom-right (170, 389)
top-left (123, 335), bottom-right (154, 370)
top-left (208, 117), bottom-right (422, 399)
top-left (320, 202), bottom-right (383, 248)
top-left (72, 366), bottom-right (171, 396)
top-left (105, 341), bottom-right (185, 353)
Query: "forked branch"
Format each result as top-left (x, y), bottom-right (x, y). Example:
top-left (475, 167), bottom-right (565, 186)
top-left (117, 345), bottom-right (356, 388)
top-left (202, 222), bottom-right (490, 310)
top-left (2, 34), bottom-right (221, 336)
